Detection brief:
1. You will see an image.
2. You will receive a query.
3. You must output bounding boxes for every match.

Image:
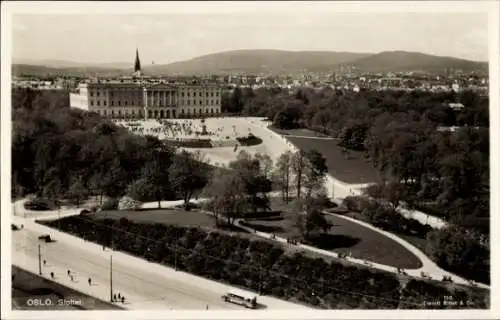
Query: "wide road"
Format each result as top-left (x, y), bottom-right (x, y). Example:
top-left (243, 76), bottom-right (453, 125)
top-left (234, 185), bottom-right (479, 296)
top-left (11, 217), bottom-right (309, 310)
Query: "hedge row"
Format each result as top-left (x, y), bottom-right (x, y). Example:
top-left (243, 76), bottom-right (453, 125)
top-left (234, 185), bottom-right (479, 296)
top-left (40, 216), bottom-right (488, 309)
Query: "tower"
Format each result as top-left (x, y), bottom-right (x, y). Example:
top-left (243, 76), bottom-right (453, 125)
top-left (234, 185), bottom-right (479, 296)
top-left (134, 48), bottom-right (142, 76)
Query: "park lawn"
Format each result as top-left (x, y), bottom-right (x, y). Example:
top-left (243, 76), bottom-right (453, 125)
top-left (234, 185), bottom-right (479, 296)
top-left (269, 126), bottom-right (330, 138)
top-left (12, 266), bottom-right (123, 310)
top-left (243, 199), bottom-right (423, 269)
top-left (94, 208), bottom-right (218, 228)
top-left (344, 211), bottom-right (430, 254)
top-left (286, 136), bottom-right (382, 184)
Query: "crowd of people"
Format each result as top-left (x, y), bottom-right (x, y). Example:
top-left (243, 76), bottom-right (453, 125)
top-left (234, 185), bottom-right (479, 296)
top-left (115, 119), bottom-right (250, 143)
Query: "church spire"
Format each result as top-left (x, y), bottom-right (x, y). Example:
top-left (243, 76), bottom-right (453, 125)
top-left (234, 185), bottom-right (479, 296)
top-left (134, 48), bottom-right (141, 73)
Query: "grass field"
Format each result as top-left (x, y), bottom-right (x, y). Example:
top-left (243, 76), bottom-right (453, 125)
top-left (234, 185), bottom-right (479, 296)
top-left (286, 136), bottom-right (381, 184)
top-left (11, 266), bottom-right (123, 310)
top-left (241, 199), bottom-right (423, 269)
top-left (270, 127), bottom-right (330, 138)
top-left (343, 211), bottom-right (429, 254)
top-left (95, 208), bottom-right (217, 228)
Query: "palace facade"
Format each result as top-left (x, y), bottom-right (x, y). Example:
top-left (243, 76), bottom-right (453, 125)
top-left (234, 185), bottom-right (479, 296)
top-left (69, 49), bottom-right (222, 119)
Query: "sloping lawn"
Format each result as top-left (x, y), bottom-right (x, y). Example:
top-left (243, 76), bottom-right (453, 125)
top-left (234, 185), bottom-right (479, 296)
top-left (241, 207), bottom-right (423, 269)
top-left (95, 208), bottom-right (217, 227)
top-left (286, 136), bottom-right (382, 184)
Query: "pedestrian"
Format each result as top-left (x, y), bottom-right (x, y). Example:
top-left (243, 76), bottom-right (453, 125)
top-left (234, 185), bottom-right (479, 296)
top-left (118, 293), bottom-right (121, 299)
top-left (206, 304), bottom-right (209, 310)
top-left (50, 272), bottom-right (54, 279)
top-left (121, 296), bottom-right (125, 304)
top-left (67, 270), bottom-right (71, 276)
top-left (113, 293), bottom-right (117, 302)
top-left (43, 259), bottom-right (47, 266)
top-left (88, 277), bottom-right (91, 285)
top-left (70, 275), bottom-right (74, 282)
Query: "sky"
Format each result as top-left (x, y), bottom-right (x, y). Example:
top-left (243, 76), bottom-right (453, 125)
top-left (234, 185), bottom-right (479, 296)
top-left (8, 2), bottom-right (490, 65)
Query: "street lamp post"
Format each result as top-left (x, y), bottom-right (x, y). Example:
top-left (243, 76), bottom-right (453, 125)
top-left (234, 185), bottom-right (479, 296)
top-left (38, 244), bottom-right (42, 275)
top-left (110, 254), bottom-right (113, 302)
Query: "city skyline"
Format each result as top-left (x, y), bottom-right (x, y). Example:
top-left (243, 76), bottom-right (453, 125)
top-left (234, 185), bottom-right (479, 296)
top-left (9, 3), bottom-right (490, 65)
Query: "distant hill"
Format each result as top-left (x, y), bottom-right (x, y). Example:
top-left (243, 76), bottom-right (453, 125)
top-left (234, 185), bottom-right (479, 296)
top-left (12, 64), bottom-right (128, 78)
top-left (13, 59), bottom-right (131, 70)
top-left (350, 51), bottom-right (488, 73)
top-left (12, 50), bottom-right (488, 77)
top-left (142, 50), bottom-right (372, 75)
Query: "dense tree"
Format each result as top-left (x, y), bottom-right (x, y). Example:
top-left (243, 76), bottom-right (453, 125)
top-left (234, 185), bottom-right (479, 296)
top-left (274, 151), bottom-right (293, 203)
top-left (202, 169), bottom-right (248, 225)
top-left (169, 151), bottom-right (209, 210)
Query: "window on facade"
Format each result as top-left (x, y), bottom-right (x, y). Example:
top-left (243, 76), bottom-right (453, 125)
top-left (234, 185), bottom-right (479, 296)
top-left (181, 92), bottom-right (184, 97)
top-left (90, 101), bottom-right (94, 106)
top-left (216, 92), bottom-right (219, 96)
top-left (125, 101), bottom-right (128, 106)
top-left (104, 101), bottom-right (107, 106)
top-left (187, 93), bottom-right (190, 97)
top-left (199, 100), bottom-right (202, 105)
top-left (97, 92), bottom-right (100, 97)
top-left (211, 92), bottom-right (214, 96)
top-left (104, 110), bottom-right (107, 116)
top-left (111, 101), bottom-right (114, 106)
top-left (90, 92), bottom-right (94, 97)
top-left (193, 92), bottom-right (196, 97)
top-left (194, 100), bottom-right (196, 105)
top-left (97, 101), bottom-right (100, 106)
top-left (187, 100), bottom-right (190, 105)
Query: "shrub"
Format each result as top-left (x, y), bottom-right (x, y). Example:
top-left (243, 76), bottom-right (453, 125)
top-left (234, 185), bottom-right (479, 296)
top-left (236, 134), bottom-right (263, 146)
top-left (24, 198), bottom-right (57, 211)
top-left (101, 198), bottom-right (119, 211)
top-left (118, 196), bottom-right (142, 210)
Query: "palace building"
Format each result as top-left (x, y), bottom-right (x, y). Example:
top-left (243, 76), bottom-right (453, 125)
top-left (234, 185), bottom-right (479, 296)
top-left (69, 49), bottom-right (222, 119)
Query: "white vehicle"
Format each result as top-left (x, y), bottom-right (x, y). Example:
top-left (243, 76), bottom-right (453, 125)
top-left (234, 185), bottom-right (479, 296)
top-left (221, 289), bottom-right (257, 309)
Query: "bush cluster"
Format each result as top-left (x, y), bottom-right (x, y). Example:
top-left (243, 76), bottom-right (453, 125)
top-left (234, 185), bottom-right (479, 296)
top-left (40, 217), bottom-right (488, 309)
top-left (236, 134), bottom-right (263, 146)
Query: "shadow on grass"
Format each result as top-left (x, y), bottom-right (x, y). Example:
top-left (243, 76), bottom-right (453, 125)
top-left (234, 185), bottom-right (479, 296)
top-left (254, 302), bottom-right (268, 310)
top-left (15, 287), bottom-right (64, 298)
top-left (240, 221), bottom-right (285, 234)
top-left (305, 234), bottom-right (361, 250)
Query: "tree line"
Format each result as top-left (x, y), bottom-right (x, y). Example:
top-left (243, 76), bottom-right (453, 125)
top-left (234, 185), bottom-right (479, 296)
top-left (223, 86), bottom-right (489, 235)
top-left (12, 88), bottom-right (209, 210)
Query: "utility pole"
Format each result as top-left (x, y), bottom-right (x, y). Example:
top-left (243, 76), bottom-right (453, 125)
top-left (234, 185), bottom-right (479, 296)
top-left (258, 254), bottom-right (262, 295)
top-left (110, 254), bottom-right (113, 302)
top-left (38, 244), bottom-right (42, 275)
